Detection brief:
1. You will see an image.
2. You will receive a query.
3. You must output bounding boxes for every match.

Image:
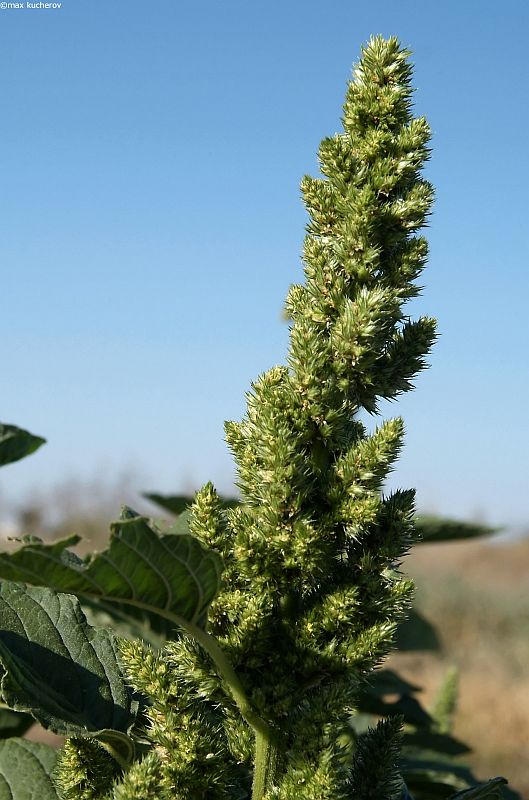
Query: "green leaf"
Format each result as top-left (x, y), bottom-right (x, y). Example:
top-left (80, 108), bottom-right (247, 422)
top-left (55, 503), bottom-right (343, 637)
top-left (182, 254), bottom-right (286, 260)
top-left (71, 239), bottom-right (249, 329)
top-left (402, 730), bottom-right (470, 757)
top-left (0, 738), bottom-right (58, 800)
top-left (449, 779), bottom-right (509, 799)
top-left (404, 772), bottom-right (468, 799)
top-left (144, 492), bottom-right (240, 516)
top-left (91, 728), bottom-right (136, 768)
top-left (403, 753), bottom-right (514, 800)
top-left (401, 754), bottom-right (472, 798)
top-left (395, 608), bottom-right (441, 651)
top-left (167, 509), bottom-right (193, 536)
top-left (415, 516), bottom-right (499, 544)
top-left (0, 424), bottom-right (46, 468)
top-left (143, 493), bottom-right (190, 515)
top-left (0, 708), bottom-right (33, 740)
top-left (80, 599), bottom-right (170, 648)
top-left (0, 582), bottom-right (137, 738)
top-left (356, 690), bottom-right (432, 728)
top-left (367, 669), bottom-right (420, 696)
top-left (355, 670), bottom-right (432, 728)
top-left (0, 507), bottom-right (223, 633)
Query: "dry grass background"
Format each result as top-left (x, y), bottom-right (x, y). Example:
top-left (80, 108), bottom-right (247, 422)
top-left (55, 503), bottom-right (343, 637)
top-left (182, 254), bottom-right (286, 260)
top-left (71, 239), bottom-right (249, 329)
top-left (392, 535), bottom-right (529, 798)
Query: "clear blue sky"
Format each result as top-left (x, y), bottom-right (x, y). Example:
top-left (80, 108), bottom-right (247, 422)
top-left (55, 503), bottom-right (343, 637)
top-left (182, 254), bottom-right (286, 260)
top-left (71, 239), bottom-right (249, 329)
top-left (1, 0), bottom-right (528, 529)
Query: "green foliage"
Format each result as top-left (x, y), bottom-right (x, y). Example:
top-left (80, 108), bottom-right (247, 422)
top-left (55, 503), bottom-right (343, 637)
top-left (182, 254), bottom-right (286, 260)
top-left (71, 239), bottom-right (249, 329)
top-left (0, 507), bottom-right (222, 633)
top-left (431, 668), bottom-right (459, 735)
top-left (0, 582), bottom-right (137, 739)
top-left (0, 35), bottom-right (510, 800)
top-left (144, 491), bottom-right (240, 516)
top-left (0, 739), bottom-right (58, 799)
top-left (415, 517), bottom-right (498, 545)
top-left (451, 780), bottom-right (509, 799)
top-left (0, 423), bottom-right (46, 467)
top-left (395, 607), bottom-right (441, 651)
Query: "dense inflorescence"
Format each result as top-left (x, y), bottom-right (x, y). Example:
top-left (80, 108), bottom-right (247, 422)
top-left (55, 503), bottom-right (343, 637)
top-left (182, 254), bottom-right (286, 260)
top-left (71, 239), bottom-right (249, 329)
top-left (125, 35), bottom-right (435, 799)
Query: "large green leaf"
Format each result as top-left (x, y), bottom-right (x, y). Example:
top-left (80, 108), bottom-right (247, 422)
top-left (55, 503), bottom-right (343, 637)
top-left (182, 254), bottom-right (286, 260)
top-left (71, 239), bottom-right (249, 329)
top-left (0, 738), bottom-right (58, 800)
top-left (0, 582), bottom-right (137, 739)
top-left (0, 424), bottom-right (46, 468)
top-left (0, 507), bottom-right (222, 633)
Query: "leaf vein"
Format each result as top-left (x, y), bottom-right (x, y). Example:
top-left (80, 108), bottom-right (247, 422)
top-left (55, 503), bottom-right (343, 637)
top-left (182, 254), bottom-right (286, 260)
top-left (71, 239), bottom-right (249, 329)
top-left (111, 535), bottom-right (175, 614)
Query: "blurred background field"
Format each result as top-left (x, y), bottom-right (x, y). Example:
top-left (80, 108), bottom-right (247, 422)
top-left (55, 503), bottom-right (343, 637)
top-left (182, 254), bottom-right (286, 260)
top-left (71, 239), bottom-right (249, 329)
top-left (393, 534), bottom-right (529, 798)
top-left (2, 479), bottom-right (528, 797)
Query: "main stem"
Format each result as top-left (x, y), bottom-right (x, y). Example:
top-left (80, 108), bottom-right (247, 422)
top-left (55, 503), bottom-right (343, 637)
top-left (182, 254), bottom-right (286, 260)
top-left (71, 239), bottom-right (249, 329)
top-left (252, 728), bottom-right (281, 800)
top-left (190, 618), bottom-right (283, 798)
top-left (193, 620), bottom-right (282, 798)
top-left (188, 621), bottom-right (273, 739)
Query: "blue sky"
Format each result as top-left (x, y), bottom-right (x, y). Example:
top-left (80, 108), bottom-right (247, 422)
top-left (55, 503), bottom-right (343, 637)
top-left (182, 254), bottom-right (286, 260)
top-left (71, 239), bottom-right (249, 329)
top-left (1, 0), bottom-right (528, 529)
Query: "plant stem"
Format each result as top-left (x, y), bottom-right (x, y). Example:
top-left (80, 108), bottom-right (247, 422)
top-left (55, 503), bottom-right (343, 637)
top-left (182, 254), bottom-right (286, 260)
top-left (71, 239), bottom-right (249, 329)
top-left (151, 607), bottom-right (283, 796)
top-left (188, 621), bottom-right (273, 740)
top-left (251, 728), bottom-right (280, 800)
top-left (73, 590), bottom-right (274, 743)
top-left (190, 620), bottom-right (283, 797)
